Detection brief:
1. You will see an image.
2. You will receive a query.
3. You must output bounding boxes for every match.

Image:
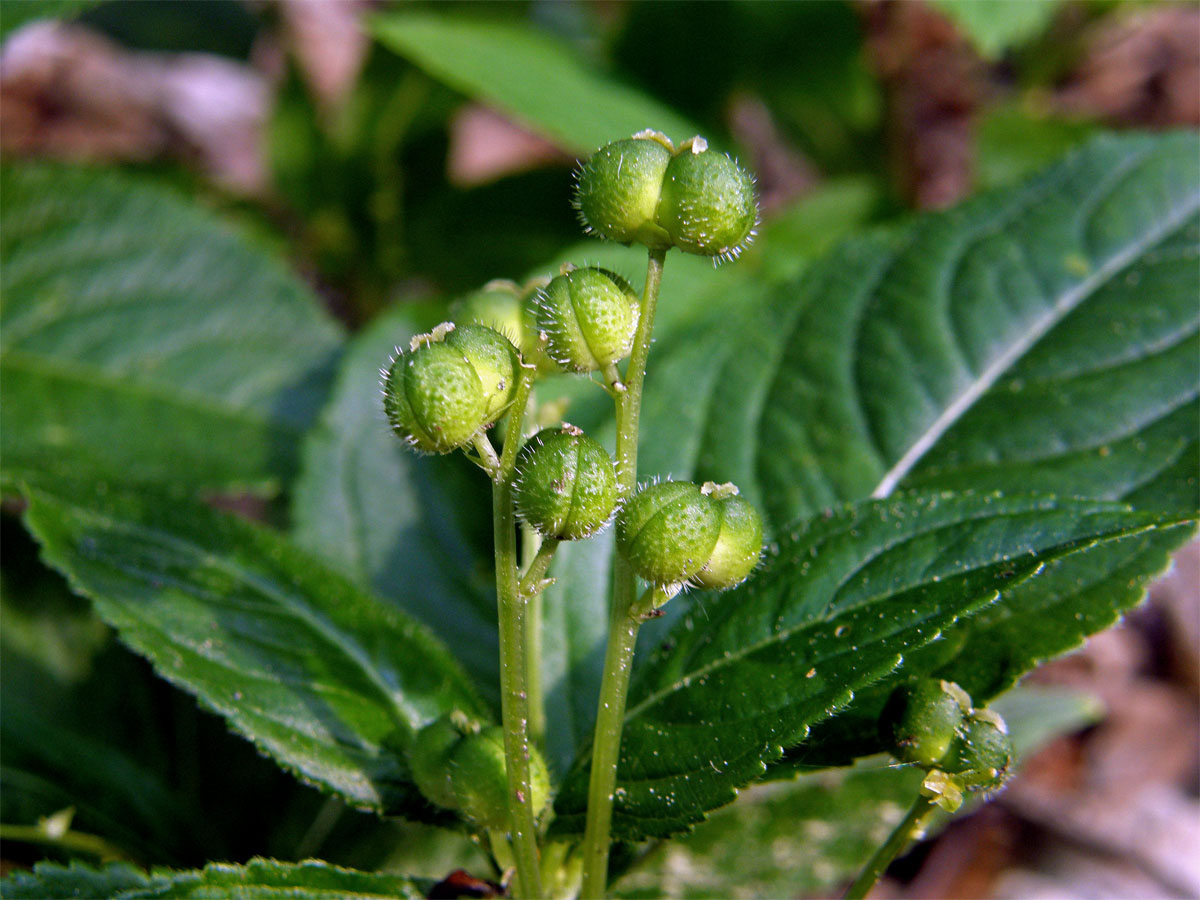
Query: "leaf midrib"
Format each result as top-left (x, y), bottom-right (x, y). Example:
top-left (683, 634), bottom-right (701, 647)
top-left (871, 186), bottom-right (1200, 498)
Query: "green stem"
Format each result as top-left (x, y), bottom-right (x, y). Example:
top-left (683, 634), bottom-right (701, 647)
top-left (842, 794), bottom-right (937, 900)
top-left (521, 534), bottom-right (556, 749)
top-left (613, 248), bottom-right (666, 495)
top-left (492, 364), bottom-right (544, 900)
top-left (518, 538), bottom-right (560, 597)
top-left (519, 387), bottom-right (547, 749)
top-left (0, 823), bottom-right (131, 862)
top-left (579, 247), bottom-right (667, 899)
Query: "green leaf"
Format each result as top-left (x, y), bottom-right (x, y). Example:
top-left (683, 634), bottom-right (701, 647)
top-left (551, 491), bottom-right (1187, 839)
top-left (0, 858), bottom-right (429, 899)
top-left (9, 473), bottom-right (488, 819)
top-left (290, 303), bottom-right (499, 705)
top-left (792, 519), bottom-right (1192, 767)
top-left (929, 0), bottom-right (1060, 58)
top-left (977, 104), bottom-right (1100, 190)
top-left (369, 12), bottom-right (701, 155)
top-left (613, 684), bottom-right (1102, 899)
top-left (618, 132), bottom-right (1197, 776)
top-left (640, 133), bottom-right (1198, 521)
top-left (0, 164), bottom-right (343, 493)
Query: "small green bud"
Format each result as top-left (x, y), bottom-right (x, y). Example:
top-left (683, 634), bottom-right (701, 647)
top-left (514, 425), bottom-right (618, 540)
top-left (657, 137), bottom-right (757, 262)
top-left (941, 708), bottom-right (1014, 792)
top-left (449, 725), bottom-right (551, 831)
top-left (382, 323), bottom-right (519, 454)
top-left (616, 480), bottom-right (723, 586)
top-left (534, 266), bottom-right (640, 373)
top-left (575, 131), bottom-right (674, 249)
top-left (409, 712), bottom-right (475, 812)
top-left (880, 679), bottom-right (972, 769)
top-left (451, 280), bottom-right (527, 349)
top-left (693, 483), bottom-right (763, 589)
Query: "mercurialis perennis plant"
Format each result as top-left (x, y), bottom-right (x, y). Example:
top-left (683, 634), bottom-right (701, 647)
top-left (3, 87), bottom-right (1194, 900)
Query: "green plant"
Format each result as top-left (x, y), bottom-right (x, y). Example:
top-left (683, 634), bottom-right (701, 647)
top-left (1, 6), bottom-right (1197, 899)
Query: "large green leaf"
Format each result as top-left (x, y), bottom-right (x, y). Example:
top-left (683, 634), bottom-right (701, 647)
top-left (290, 302), bottom-right (499, 705)
top-left (0, 164), bottom-right (343, 493)
top-left (551, 491), bottom-right (1189, 839)
top-left (611, 133), bottom-right (1198, 777)
top-left (369, 12), bottom-right (700, 155)
top-left (0, 858), bottom-right (429, 899)
top-left (629, 134), bottom-right (1198, 522)
top-left (789, 520), bottom-right (1192, 768)
top-left (8, 474), bottom-right (487, 819)
top-left (614, 685), bottom-right (1102, 898)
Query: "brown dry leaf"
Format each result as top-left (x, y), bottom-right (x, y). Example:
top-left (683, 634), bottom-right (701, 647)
top-left (445, 105), bottom-right (567, 187)
top-left (1056, 5), bottom-right (1200, 128)
top-left (861, 0), bottom-right (983, 210)
top-left (0, 21), bottom-right (268, 194)
top-left (277, 0), bottom-right (370, 114)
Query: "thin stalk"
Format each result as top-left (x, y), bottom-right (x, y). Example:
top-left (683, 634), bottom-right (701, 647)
top-left (519, 538), bottom-right (560, 598)
top-left (842, 794), bottom-right (937, 900)
top-left (519, 387), bottom-right (547, 749)
top-left (579, 247), bottom-right (667, 899)
top-left (613, 247), bottom-right (666, 494)
top-left (0, 823), bottom-right (131, 862)
top-left (492, 364), bottom-right (543, 900)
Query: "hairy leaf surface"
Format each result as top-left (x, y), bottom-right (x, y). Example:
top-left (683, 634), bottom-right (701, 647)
top-left (0, 858), bottom-right (428, 899)
top-left (0, 165), bottom-right (343, 493)
top-left (628, 133), bottom-right (1198, 769)
top-left (614, 685), bottom-right (1101, 898)
top-left (10, 475), bottom-right (487, 819)
top-left (552, 492), bottom-right (1187, 838)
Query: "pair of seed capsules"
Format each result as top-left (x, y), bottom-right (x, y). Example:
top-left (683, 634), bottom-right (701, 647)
top-left (383, 131), bottom-right (762, 593)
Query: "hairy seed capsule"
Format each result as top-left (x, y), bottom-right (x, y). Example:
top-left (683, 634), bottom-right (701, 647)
top-left (940, 708), bottom-right (1014, 792)
top-left (575, 131), bottom-right (674, 249)
top-left (880, 679), bottom-right (973, 769)
top-left (514, 426), bottom-right (618, 540)
top-left (449, 725), bottom-right (551, 830)
top-left (382, 323), bottom-right (519, 454)
top-left (410, 713), bottom-right (474, 812)
top-left (535, 266), bottom-right (640, 373)
top-left (693, 483), bottom-right (763, 589)
top-left (616, 481), bottom-right (723, 586)
top-left (657, 137), bottom-right (757, 261)
top-left (443, 324), bottom-right (520, 420)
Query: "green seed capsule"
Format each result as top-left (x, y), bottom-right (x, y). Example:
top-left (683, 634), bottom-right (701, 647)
top-left (880, 679), bottom-right (972, 769)
top-left (443, 324), bottom-right (520, 420)
top-left (449, 725), bottom-right (551, 831)
top-left (693, 484), bottom-right (763, 589)
top-left (514, 426), bottom-right (618, 540)
top-left (575, 131), bottom-right (674, 249)
top-left (941, 708), bottom-right (1014, 792)
top-left (535, 266), bottom-right (640, 373)
top-left (382, 323), bottom-right (519, 454)
top-left (657, 137), bottom-right (757, 262)
top-left (616, 481), bottom-right (723, 586)
top-left (410, 713), bottom-right (475, 812)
